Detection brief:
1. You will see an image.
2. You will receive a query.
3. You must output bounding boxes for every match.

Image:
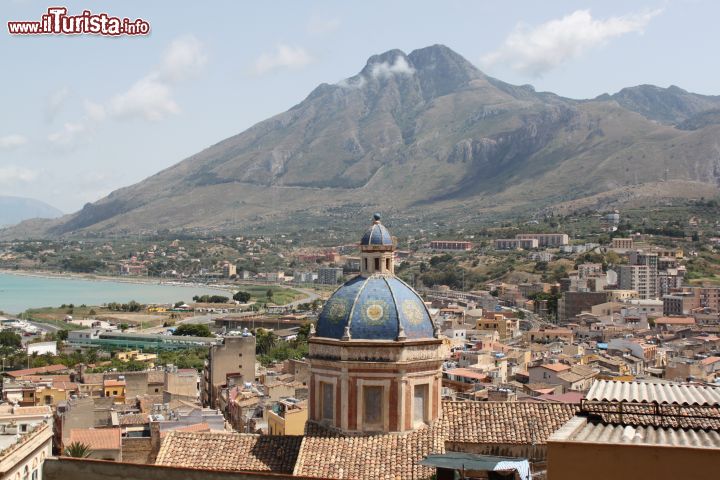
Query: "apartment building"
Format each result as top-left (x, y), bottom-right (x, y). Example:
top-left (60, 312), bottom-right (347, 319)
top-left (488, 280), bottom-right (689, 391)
top-left (516, 233), bottom-right (569, 247)
top-left (494, 238), bottom-right (538, 250)
top-left (429, 240), bottom-right (472, 251)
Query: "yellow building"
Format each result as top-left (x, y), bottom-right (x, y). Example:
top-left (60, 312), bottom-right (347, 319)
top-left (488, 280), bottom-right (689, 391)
top-left (267, 399), bottom-right (307, 435)
top-left (475, 314), bottom-right (518, 340)
top-left (115, 350), bottom-right (158, 366)
top-left (103, 379), bottom-right (126, 404)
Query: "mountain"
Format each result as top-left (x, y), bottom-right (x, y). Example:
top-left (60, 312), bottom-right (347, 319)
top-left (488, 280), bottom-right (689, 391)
top-left (0, 196), bottom-right (63, 227)
top-left (596, 85), bottom-right (720, 124)
top-left (4, 45), bottom-right (720, 238)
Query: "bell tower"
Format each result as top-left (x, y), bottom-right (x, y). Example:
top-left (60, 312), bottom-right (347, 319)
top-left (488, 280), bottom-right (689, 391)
top-left (359, 213), bottom-right (395, 276)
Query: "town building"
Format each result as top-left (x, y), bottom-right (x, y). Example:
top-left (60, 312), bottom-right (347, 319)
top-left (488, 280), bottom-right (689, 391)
top-left (429, 240), bottom-right (472, 251)
top-left (0, 406), bottom-right (53, 480)
top-left (202, 334), bottom-right (256, 408)
top-left (316, 267), bottom-right (344, 285)
top-left (515, 233), bottom-right (569, 247)
top-left (611, 238), bottom-right (633, 249)
top-left (266, 398), bottom-right (307, 435)
top-left (494, 238), bottom-right (538, 250)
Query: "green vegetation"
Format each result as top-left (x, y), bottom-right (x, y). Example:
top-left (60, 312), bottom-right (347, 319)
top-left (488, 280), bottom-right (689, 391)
top-left (64, 442), bottom-right (92, 458)
top-left (192, 294), bottom-right (229, 303)
top-left (173, 324), bottom-right (213, 337)
top-left (233, 291), bottom-right (251, 302)
top-left (0, 331), bottom-right (22, 348)
top-left (107, 300), bottom-right (143, 312)
top-left (254, 324), bottom-right (312, 367)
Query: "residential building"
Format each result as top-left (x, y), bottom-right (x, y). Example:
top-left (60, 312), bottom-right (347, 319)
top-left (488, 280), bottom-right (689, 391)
top-left (266, 398), bottom-right (307, 435)
top-left (618, 265), bottom-right (657, 299)
top-left (494, 238), bottom-right (538, 250)
top-left (221, 262), bottom-right (237, 278)
top-left (0, 406), bottom-right (53, 480)
top-left (202, 334), bottom-right (256, 408)
top-left (558, 291), bottom-right (609, 323)
top-left (523, 328), bottom-right (574, 343)
top-left (429, 240), bottom-right (472, 251)
top-left (316, 267), bottom-right (344, 285)
top-left (611, 238), bottom-right (633, 249)
top-left (516, 233), bottom-right (569, 247)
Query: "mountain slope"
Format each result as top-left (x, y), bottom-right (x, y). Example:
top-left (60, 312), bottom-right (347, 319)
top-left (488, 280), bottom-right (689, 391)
top-left (596, 85), bottom-right (720, 124)
top-left (4, 45), bottom-right (720, 238)
top-left (0, 196), bottom-right (63, 227)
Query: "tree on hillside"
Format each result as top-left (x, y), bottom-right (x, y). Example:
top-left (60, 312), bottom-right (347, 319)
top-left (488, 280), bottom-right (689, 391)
top-left (173, 324), bottom-right (213, 337)
top-left (233, 291), bottom-right (251, 303)
top-left (266, 289), bottom-right (274, 300)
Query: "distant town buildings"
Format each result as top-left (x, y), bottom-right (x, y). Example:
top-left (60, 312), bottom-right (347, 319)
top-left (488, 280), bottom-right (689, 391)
top-left (429, 240), bottom-right (472, 251)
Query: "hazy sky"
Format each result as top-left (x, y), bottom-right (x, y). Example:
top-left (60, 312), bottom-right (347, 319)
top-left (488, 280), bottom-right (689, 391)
top-left (1, 0), bottom-right (717, 212)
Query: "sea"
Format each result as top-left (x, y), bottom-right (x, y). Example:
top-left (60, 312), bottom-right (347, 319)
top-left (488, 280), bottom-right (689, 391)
top-left (0, 272), bottom-right (229, 315)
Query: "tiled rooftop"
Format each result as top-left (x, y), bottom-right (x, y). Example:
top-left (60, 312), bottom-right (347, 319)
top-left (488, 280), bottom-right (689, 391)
top-left (69, 428), bottom-right (121, 450)
top-left (156, 401), bottom-right (578, 478)
top-left (155, 431), bottom-right (302, 473)
top-left (441, 402), bottom-right (577, 445)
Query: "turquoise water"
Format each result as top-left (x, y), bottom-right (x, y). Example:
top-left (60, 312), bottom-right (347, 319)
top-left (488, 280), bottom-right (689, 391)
top-left (0, 272), bottom-right (229, 314)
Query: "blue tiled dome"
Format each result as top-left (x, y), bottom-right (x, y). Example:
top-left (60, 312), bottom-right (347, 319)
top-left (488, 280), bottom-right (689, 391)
top-left (316, 275), bottom-right (435, 340)
top-left (360, 214), bottom-right (393, 246)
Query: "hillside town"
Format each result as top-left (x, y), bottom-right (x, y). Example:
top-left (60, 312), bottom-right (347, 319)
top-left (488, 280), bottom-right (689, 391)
top-left (0, 214), bottom-right (719, 479)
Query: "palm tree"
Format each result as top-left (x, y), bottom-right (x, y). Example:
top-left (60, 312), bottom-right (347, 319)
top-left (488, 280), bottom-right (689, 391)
top-left (64, 442), bottom-right (92, 458)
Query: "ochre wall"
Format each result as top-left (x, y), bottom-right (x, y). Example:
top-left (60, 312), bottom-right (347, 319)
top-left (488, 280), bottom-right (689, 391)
top-left (548, 442), bottom-right (720, 480)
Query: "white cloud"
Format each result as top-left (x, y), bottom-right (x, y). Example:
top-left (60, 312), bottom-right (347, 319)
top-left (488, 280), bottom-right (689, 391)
top-left (159, 35), bottom-right (207, 82)
top-left (83, 100), bottom-right (106, 122)
top-left (110, 74), bottom-right (180, 121)
top-left (337, 75), bottom-right (367, 90)
top-left (0, 165), bottom-right (38, 185)
top-left (370, 56), bottom-right (415, 79)
top-left (307, 15), bottom-right (341, 35)
top-left (48, 122), bottom-right (86, 148)
top-left (253, 45), bottom-right (313, 75)
top-left (0, 134), bottom-right (28, 150)
top-left (482, 9), bottom-right (663, 77)
top-left (45, 86), bottom-right (70, 122)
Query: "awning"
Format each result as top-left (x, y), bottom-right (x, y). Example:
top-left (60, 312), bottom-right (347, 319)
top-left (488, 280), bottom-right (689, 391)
top-left (420, 452), bottom-right (531, 480)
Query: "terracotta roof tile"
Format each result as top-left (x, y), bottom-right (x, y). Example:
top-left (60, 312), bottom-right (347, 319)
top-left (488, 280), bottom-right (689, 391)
top-left (118, 413), bottom-right (149, 426)
top-left (155, 432), bottom-right (302, 473)
top-left (440, 401), bottom-right (577, 445)
top-left (69, 428), bottom-right (121, 450)
top-left (159, 423), bottom-right (211, 438)
top-left (6, 364), bottom-right (68, 377)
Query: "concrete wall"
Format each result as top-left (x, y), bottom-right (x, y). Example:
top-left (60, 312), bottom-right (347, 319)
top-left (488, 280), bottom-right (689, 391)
top-left (547, 441), bottom-right (720, 480)
top-left (42, 458), bottom-right (320, 480)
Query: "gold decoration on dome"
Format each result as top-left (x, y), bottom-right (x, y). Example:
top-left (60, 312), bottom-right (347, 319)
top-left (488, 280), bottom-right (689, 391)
top-left (327, 301), bottom-right (347, 324)
top-left (402, 299), bottom-right (424, 325)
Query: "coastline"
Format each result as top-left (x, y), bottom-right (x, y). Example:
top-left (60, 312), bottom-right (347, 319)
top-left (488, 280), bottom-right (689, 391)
top-left (0, 268), bottom-right (234, 292)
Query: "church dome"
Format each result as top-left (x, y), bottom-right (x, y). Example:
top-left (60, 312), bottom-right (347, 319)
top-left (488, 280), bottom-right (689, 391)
top-left (360, 213), bottom-right (393, 247)
top-left (316, 275), bottom-right (436, 341)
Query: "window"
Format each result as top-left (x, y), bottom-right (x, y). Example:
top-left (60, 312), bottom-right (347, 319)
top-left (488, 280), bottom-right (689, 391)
top-left (20, 424), bottom-right (27, 432)
top-left (374, 258), bottom-right (380, 271)
top-left (413, 384), bottom-right (429, 426)
top-left (362, 385), bottom-right (383, 428)
top-left (385, 258), bottom-right (390, 270)
top-left (364, 258), bottom-right (368, 270)
top-left (113, 390), bottom-right (118, 395)
top-left (321, 382), bottom-right (334, 422)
